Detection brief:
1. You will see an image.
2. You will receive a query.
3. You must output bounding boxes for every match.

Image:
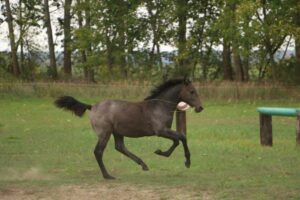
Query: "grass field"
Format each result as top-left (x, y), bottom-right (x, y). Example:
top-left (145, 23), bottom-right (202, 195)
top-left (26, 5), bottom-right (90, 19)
top-left (0, 83), bottom-right (300, 199)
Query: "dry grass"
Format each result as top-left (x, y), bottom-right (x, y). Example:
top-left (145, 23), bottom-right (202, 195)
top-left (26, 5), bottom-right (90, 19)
top-left (0, 81), bottom-right (299, 102)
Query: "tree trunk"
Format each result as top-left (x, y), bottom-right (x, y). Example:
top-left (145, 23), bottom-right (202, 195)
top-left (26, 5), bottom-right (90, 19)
top-left (233, 47), bottom-right (244, 81)
top-left (269, 53), bottom-right (276, 81)
top-left (296, 40), bottom-right (300, 83)
top-left (146, 1), bottom-right (154, 69)
top-left (176, 0), bottom-right (188, 73)
top-left (146, 3), bottom-right (159, 70)
top-left (201, 43), bottom-right (213, 80)
top-left (157, 43), bottom-right (163, 72)
top-left (77, 0), bottom-right (88, 80)
top-left (201, 55), bottom-right (208, 80)
top-left (243, 55), bottom-right (250, 81)
top-left (119, 48), bottom-right (127, 78)
top-left (149, 42), bottom-right (155, 69)
top-left (296, 34), bottom-right (300, 65)
top-left (84, 0), bottom-right (95, 82)
top-left (44, 0), bottom-right (58, 79)
top-left (119, 20), bottom-right (127, 78)
top-left (222, 39), bottom-right (233, 80)
top-left (295, 8), bottom-right (300, 83)
top-left (19, 0), bottom-right (24, 74)
top-left (230, 2), bottom-right (244, 82)
top-left (106, 34), bottom-right (114, 76)
top-left (5, 0), bottom-right (20, 76)
top-left (63, 0), bottom-right (73, 78)
top-left (20, 40), bottom-right (24, 74)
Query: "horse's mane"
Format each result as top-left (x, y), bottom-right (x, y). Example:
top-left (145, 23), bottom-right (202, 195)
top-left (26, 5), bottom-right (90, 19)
top-left (144, 78), bottom-right (190, 100)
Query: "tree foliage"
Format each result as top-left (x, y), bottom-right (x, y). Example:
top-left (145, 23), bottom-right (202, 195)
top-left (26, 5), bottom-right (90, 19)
top-left (0, 0), bottom-right (299, 83)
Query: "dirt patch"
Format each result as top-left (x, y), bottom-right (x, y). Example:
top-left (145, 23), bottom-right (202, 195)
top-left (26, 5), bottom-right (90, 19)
top-left (1, 167), bottom-right (52, 181)
top-left (0, 183), bottom-right (213, 200)
top-left (0, 188), bottom-right (37, 200)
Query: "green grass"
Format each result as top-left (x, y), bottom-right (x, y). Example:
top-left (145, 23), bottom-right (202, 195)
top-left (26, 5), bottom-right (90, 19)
top-left (0, 95), bottom-right (300, 199)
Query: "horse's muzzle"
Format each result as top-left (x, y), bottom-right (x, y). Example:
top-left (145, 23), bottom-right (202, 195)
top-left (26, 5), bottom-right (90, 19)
top-left (195, 106), bottom-right (204, 113)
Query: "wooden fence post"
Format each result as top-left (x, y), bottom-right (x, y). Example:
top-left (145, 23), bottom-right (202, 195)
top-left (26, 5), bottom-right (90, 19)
top-left (296, 113), bottom-right (300, 146)
top-left (176, 110), bottom-right (186, 135)
top-left (260, 113), bottom-right (273, 146)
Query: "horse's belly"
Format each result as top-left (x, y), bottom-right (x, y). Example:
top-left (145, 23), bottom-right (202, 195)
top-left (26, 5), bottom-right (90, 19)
top-left (113, 120), bottom-right (154, 137)
top-left (103, 100), bottom-right (156, 137)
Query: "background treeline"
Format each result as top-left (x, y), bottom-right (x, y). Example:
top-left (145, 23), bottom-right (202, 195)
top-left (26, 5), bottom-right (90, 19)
top-left (0, 0), bottom-right (300, 83)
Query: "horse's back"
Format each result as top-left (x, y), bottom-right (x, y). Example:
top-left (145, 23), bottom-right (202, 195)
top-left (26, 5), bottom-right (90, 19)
top-left (90, 100), bottom-right (153, 137)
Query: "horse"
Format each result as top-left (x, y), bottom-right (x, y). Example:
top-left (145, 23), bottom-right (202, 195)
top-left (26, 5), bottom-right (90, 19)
top-left (54, 78), bottom-right (203, 179)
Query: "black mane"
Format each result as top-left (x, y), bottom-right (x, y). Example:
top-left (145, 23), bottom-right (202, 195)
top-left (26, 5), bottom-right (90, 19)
top-left (144, 78), bottom-right (189, 100)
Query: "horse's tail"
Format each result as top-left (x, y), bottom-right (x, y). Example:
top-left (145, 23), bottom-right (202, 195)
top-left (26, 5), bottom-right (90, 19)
top-left (54, 96), bottom-right (92, 117)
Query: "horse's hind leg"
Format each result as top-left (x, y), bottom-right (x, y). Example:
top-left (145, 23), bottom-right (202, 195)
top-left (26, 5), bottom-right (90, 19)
top-left (113, 134), bottom-right (149, 171)
top-left (94, 132), bottom-right (115, 179)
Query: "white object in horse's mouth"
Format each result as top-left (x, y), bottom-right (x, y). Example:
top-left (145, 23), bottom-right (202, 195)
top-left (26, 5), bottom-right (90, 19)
top-left (177, 101), bottom-right (190, 111)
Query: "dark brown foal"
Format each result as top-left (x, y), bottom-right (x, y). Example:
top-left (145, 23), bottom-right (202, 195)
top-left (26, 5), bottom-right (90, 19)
top-left (55, 78), bottom-right (203, 179)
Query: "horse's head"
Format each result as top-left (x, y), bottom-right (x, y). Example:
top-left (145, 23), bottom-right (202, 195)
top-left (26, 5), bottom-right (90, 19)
top-left (179, 79), bottom-right (203, 113)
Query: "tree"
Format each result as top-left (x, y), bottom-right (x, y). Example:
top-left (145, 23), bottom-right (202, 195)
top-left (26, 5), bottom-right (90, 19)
top-left (254, 0), bottom-right (289, 79)
top-left (44, 0), bottom-right (58, 79)
top-left (15, 0), bottom-right (44, 79)
top-left (292, 0), bottom-right (300, 83)
top-left (83, 0), bottom-right (95, 82)
top-left (0, 0), bottom-right (299, 82)
top-left (222, 38), bottom-right (233, 80)
top-left (92, 0), bottom-right (141, 79)
top-left (145, 0), bottom-right (163, 70)
top-left (4, 0), bottom-right (20, 76)
top-left (175, 0), bottom-right (188, 74)
top-left (75, 0), bottom-right (87, 80)
top-left (217, 1), bottom-right (235, 80)
top-left (231, 1), bottom-right (244, 81)
top-left (18, 0), bottom-right (24, 73)
top-left (188, 0), bottom-right (222, 80)
top-left (63, 0), bottom-right (72, 78)
top-left (234, 0), bottom-right (255, 81)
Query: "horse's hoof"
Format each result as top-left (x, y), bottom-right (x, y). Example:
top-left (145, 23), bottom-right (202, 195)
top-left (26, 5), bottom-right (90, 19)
top-left (154, 149), bottom-right (163, 155)
top-left (185, 161), bottom-right (191, 168)
top-left (104, 175), bottom-right (116, 180)
top-left (142, 165), bottom-right (149, 171)
top-left (155, 149), bottom-right (170, 157)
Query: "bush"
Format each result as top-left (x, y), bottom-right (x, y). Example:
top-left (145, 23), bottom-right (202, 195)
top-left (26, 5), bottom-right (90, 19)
top-left (273, 58), bottom-right (300, 84)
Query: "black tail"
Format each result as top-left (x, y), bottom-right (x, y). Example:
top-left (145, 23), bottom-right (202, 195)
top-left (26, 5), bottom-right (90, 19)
top-left (54, 96), bottom-right (92, 117)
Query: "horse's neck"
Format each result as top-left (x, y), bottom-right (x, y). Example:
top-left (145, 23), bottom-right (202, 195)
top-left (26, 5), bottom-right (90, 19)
top-left (153, 86), bottom-right (181, 112)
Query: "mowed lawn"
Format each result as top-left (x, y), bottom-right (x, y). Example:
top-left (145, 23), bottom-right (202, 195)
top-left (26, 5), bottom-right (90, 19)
top-left (0, 96), bottom-right (300, 199)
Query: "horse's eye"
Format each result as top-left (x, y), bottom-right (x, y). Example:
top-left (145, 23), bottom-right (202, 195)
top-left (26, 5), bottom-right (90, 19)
top-left (190, 91), bottom-right (195, 95)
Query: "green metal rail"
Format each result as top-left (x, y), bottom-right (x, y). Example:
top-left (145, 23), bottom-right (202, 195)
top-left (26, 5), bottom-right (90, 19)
top-left (257, 107), bottom-right (300, 117)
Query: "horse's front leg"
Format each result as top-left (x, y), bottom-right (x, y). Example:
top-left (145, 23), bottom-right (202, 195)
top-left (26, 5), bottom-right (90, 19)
top-left (154, 118), bottom-right (180, 157)
top-left (154, 140), bottom-right (179, 157)
top-left (156, 129), bottom-right (191, 168)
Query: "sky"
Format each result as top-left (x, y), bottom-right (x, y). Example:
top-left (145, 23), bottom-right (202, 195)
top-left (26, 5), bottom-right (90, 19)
top-left (0, 23), bottom-right (175, 53)
top-left (0, 3), bottom-right (174, 53)
top-left (0, 0), bottom-right (65, 52)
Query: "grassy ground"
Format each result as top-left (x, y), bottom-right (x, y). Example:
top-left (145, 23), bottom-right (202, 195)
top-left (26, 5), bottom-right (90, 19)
top-left (0, 86), bottom-right (300, 199)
